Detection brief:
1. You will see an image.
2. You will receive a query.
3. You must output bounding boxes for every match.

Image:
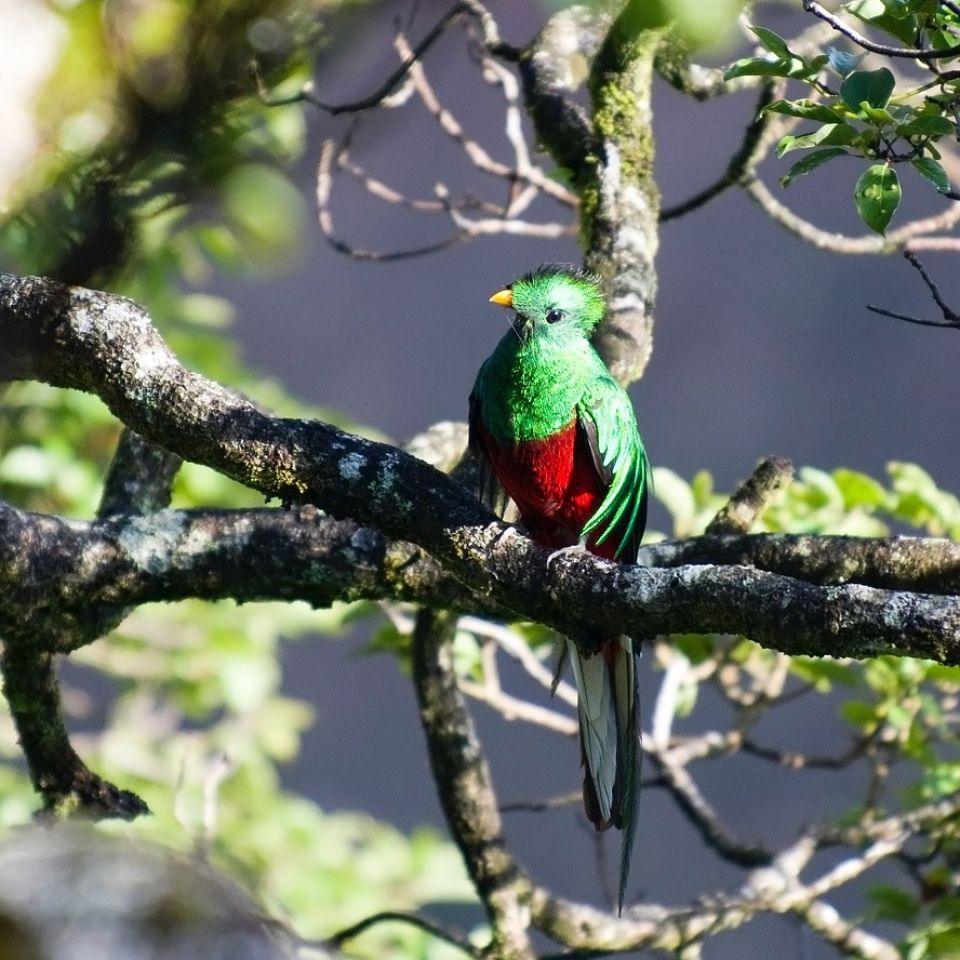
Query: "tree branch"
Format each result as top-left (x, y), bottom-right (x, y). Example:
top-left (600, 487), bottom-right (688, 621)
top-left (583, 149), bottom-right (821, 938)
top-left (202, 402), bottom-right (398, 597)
top-left (320, 909), bottom-right (480, 958)
top-left (412, 608), bottom-right (534, 960)
top-left (802, 0), bottom-right (960, 60)
top-left (4, 274), bottom-right (960, 667)
top-left (867, 250), bottom-right (960, 330)
top-left (705, 456), bottom-right (794, 535)
top-left (257, 0), bottom-right (518, 115)
top-left (583, 1), bottom-right (664, 387)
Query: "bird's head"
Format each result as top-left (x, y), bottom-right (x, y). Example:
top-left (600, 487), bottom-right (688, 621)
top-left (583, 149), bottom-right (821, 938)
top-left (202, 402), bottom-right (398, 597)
top-left (489, 264), bottom-right (605, 343)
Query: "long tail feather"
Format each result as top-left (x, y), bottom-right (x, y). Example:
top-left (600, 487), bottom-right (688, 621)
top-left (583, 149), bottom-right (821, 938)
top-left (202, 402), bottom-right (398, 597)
top-left (568, 635), bottom-right (639, 915)
top-left (568, 638), bottom-right (617, 823)
top-left (611, 637), bottom-right (639, 915)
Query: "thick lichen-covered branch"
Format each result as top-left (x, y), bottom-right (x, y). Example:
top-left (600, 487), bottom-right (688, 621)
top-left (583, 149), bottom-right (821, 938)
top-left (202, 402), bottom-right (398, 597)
top-left (0, 425), bottom-right (180, 818)
top-left (3, 495), bottom-right (960, 656)
top-left (4, 273), bottom-right (960, 667)
top-left (513, 1), bottom-right (663, 387)
top-left (582, 0), bottom-right (664, 387)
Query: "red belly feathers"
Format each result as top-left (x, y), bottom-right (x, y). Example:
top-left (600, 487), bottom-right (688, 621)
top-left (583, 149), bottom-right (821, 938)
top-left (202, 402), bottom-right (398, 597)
top-left (479, 420), bottom-right (616, 559)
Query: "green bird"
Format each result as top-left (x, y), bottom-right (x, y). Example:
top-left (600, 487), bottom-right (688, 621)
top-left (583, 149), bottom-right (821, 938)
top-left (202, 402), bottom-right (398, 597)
top-left (469, 264), bottom-right (650, 912)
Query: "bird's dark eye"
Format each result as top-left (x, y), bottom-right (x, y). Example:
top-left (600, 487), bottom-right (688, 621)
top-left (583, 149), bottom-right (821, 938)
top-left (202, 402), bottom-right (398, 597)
top-left (546, 308), bottom-right (563, 324)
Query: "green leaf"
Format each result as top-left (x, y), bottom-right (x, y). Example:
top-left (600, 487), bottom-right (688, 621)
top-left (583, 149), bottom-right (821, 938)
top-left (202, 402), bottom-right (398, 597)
top-left (780, 147), bottom-right (849, 187)
top-left (762, 98), bottom-right (848, 123)
top-left (927, 664), bottom-right (960, 685)
top-left (673, 634), bottom-right (715, 665)
top-left (790, 657), bottom-right (859, 691)
top-left (859, 103), bottom-right (896, 127)
top-left (777, 123), bottom-right (859, 156)
top-left (845, 0), bottom-right (886, 17)
top-left (652, 467), bottom-right (695, 525)
top-left (846, 1), bottom-right (920, 45)
top-left (885, 703), bottom-right (912, 729)
top-left (724, 56), bottom-right (797, 81)
top-left (833, 468), bottom-right (888, 508)
top-left (922, 762), bottom-right (960, 799)
top-left (798, 466), bottom-right (844, 509)
top-left (867, 884), bottom-right (920, 923)
top-left (897, 114), bottom-right (957, 138)
top-left (841, 699), bottom-right (878, 731)
top-left (0, 446), bottom-right (57, 487)
top-left (853, 163), bottom-right (901, 234)
top-left (912, 157), bottom-right (951, 193)
top-left (749, 25), bottom-right (792, 57)
top-left (841, 67), bottom-right (896, 111)
top-left (929, 930), bottom-right (960, 958)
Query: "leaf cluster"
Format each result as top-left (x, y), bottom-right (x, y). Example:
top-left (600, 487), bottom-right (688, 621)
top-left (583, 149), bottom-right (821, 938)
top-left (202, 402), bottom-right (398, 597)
top-left (726, 1), bottom-right (960, 234)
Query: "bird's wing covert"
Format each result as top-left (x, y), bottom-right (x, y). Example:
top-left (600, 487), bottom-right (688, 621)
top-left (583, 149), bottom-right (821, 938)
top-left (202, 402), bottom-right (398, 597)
top-left (576, 377), bottom-right (649, 561)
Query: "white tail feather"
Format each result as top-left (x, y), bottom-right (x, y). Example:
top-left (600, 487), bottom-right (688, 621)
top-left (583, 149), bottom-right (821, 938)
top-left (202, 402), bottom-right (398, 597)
top-left (567, 637), bottom-right (617, 822)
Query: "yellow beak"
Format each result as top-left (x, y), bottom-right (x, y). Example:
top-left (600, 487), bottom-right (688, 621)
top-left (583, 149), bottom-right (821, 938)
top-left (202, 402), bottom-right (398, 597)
top-left (488, 288), bottom-right (513, 307)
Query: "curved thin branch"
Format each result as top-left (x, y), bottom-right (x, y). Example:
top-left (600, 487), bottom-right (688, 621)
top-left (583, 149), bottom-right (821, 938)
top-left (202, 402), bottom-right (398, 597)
top-left (646, 747), bottom-right (772, 868)
top-left (661, 81), bottom-right (783, 222)
top-left (319, 909), bottom-right (480, 958)
top-left (743, 174), bottom-right (960, 253)
top-left (866, 250), bottom-right (960, 329)
top-left (317, 138), bottom-right (467, 261)
top-left (258, 1), bottom-right (518, 115)
top-left (802, 0), bottom-right (960, 60)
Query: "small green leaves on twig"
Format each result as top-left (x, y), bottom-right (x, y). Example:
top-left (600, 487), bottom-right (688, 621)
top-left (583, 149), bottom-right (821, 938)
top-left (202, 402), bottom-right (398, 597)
top-left (724, 25), bottom-right (828, 83)
top-left (779, 148), bottom-right (850, 188)
top-left (729, 5), bottom-right (960, 236)
top-left (911, 157), bottom-right (951, 195)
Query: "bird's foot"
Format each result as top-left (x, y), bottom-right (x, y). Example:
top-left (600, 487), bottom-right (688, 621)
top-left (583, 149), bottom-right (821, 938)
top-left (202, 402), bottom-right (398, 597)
top-left (546, 540), bottom-right (588, 569)
top-left (494, 524), bottom-right (523, 549)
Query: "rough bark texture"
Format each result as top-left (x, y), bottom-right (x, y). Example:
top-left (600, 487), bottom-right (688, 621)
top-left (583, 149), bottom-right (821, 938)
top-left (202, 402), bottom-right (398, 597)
top-left (3, 273), bottom-right (960, 667)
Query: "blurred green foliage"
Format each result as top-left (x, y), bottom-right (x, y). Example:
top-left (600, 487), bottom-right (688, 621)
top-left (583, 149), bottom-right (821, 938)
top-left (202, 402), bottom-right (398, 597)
top-left (0, 2), bottom-right (478, 957)
top-left (654, 459), bottom-right (960, 955)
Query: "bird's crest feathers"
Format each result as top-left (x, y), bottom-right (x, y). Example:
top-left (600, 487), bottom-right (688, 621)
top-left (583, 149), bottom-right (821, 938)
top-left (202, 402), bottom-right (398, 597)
top-left (503, 264), bottom-right (606, 334)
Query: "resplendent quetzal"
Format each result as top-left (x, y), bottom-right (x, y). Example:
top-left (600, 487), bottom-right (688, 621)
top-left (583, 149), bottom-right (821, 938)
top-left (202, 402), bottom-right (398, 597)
top-left (468, 264), bottom-right (650, 912)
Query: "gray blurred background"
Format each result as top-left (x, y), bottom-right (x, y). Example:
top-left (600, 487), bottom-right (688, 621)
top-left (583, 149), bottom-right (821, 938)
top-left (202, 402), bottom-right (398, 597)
top-left (206, 0), bottom-right (959, 954)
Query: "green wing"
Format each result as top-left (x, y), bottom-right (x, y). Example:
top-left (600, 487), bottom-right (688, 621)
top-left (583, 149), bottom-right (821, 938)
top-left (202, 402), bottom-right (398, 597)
top-left (576, 375), bottom-right (650, 561)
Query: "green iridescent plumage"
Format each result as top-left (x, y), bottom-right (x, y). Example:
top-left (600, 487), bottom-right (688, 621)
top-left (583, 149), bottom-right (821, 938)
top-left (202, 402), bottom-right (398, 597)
top-left (469, 264), bottom-right (650, 912)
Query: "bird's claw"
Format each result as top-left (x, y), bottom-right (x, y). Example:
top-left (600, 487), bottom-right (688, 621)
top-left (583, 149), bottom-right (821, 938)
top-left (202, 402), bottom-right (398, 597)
top-left (546, 541), bottom-right (588, 569)
top-left (494, 525), bottom-right (523, 549)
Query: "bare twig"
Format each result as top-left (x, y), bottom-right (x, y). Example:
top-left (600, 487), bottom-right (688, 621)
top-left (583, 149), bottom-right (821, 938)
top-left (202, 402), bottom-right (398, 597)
top-left (318, 909), bottom-right (480, 958)
top-left (802, 0), bottom-right (960, 60)
top-left (257, 1), bottom-right (518, 115)
top-left (460, 678), bottom-right (578, 734)
top-left (316, 139), bottom-right (466, 260)
top-left (866, 250), bottom-right (960, 329)
top-left (397, 33), bottom-right (576, 208)
top-left (742, 175), bottom-right (960, 253)
top-left (647, 747), bottom-right (772, 868)
top-left (662, 81), bottom-right (783, 222)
